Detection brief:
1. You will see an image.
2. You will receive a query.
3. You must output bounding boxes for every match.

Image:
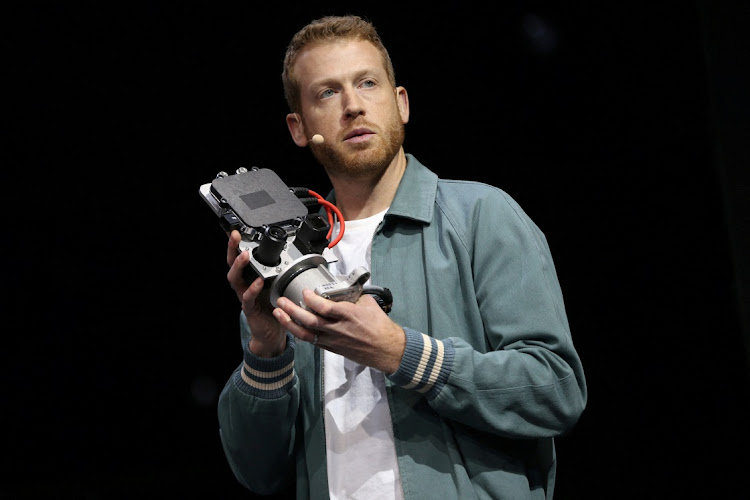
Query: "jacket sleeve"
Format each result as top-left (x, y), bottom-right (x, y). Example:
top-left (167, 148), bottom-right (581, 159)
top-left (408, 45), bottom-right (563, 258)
top-left (387, 187), bottom-right (587, 439)
top-left (216, 311), bottom-right (299, 494)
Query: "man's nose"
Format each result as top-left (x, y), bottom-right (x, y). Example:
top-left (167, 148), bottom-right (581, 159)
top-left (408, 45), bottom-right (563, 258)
top-left (342, 88), bottom-right (365, 119)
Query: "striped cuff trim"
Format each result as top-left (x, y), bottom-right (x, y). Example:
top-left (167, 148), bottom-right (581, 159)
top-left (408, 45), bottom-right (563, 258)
top-left (234, 332), bottom-right (296, 399)
top-left (388, 327), bottom-right (454, 400)
top-left (241, 361), bottom-right (295, 392)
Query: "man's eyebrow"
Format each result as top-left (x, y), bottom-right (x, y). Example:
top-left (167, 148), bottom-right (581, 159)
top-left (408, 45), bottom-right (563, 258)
top-left (308, 69), bottom-right (378, 90)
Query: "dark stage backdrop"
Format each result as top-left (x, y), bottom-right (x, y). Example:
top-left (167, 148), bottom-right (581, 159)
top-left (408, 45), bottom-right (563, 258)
top-left (4, 2), bottom-right (749, 499)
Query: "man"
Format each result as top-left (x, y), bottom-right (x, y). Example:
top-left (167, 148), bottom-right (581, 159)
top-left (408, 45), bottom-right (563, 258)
top-left (218, 15), bottom-right (586, 499)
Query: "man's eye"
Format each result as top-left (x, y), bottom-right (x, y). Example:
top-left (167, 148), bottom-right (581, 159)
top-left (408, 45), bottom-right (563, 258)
top-left (320, 89), bottom-right (335, 99)
top-left (361, 80), bottom-right (375, 88)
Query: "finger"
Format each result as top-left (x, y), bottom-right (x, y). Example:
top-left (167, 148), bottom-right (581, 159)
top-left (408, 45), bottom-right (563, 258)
top-left (241, 277), bottom-right (267, 317)
top-left (227, 250), bottom-right (251, 291)
top-left (354, 293), bottom-right (378, 308)
top-left (276, 296), bottom-right (326, 330)
top-left (273, 306), bottom-right (319, 344)
top-left (241, 276), bottom-right (265, 308)
top-left (299, 289), bottom-right (341, 318)
top-left (226, 230), bottom-right (241, 267)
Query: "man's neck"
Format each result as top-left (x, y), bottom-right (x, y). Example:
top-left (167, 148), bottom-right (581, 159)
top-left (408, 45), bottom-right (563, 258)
top-left (327, 149), bottom-right (407, 221)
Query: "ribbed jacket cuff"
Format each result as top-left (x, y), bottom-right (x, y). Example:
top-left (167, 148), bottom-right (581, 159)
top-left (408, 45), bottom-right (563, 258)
top-left (387, 327), bottom-right (454, 400)
top-left (232, 332), bottom-right (296, 399)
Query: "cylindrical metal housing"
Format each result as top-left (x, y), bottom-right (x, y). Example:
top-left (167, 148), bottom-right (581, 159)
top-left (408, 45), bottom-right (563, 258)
top-left (254, 225), bottom-right (287, 266)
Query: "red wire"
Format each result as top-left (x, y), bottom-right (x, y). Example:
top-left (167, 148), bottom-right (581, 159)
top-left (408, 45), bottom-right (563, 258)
top-left (310, 192), bottom-right (334, 237)
top-left (308, 190), bottom-right (345, 248)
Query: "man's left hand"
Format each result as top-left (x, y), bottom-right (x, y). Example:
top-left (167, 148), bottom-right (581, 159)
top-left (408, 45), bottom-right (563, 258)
top-left (273, 290), bottom-right (406, 374)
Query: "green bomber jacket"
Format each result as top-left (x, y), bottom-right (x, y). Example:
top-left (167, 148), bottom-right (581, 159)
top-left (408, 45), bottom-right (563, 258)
top-left (217, 154), bottom-right (587, 499)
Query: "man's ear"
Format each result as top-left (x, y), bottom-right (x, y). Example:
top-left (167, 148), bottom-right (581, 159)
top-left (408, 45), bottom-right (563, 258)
top-left (286, 113), bottom-right (308, 147)
top-left (396, 87), bottom-right (410, 124)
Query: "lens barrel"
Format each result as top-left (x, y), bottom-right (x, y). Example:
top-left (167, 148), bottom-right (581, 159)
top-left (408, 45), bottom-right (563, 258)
top-left (254, 226), bottom-right (287, 266)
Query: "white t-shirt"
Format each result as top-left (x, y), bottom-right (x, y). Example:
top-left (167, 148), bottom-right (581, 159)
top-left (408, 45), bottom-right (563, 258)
top-left (324, 208), bottom-right (404, 500)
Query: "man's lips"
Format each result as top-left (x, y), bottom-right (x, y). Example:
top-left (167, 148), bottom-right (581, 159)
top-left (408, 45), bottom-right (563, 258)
top-left (344, 128), bottom-right (375, 142)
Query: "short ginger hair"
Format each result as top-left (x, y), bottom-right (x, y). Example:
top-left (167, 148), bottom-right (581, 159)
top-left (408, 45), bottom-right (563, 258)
top-left (282, 15), bottom-right (397, 114)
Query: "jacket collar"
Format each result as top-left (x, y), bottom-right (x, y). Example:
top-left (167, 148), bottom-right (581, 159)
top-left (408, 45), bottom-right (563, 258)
top-left (325, 153), bottom-right (437, 224)
top-left (386, 154), bottom-right (437, 224)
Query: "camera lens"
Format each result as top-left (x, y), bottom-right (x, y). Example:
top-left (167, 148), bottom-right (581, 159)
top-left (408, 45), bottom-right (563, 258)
top-left (254, 225), bottom-right (287, 266)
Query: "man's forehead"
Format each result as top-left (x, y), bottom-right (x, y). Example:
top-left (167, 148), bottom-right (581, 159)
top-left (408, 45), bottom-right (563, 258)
top-left (294, 39), bottom-right (385, 84)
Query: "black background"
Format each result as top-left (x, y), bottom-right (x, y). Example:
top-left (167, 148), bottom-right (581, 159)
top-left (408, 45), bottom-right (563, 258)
top-left (4, 1), bottom-right (749, 499)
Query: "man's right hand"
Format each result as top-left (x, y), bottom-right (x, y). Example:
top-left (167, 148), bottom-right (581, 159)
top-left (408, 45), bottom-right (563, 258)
top-left (227, 230), bottom-right (287, 358)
